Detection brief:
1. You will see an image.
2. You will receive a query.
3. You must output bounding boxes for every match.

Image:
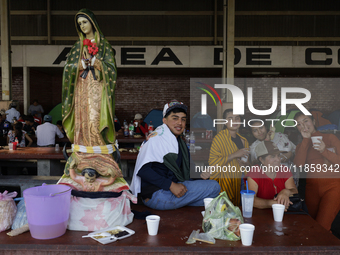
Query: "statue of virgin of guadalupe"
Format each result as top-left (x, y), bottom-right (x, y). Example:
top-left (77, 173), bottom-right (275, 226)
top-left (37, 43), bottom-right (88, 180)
top-left (59, 9), bottom-right (127, 192)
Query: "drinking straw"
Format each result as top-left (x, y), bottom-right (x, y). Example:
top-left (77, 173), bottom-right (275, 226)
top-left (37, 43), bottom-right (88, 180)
top-left (246, 180), bottom-right (249, 193)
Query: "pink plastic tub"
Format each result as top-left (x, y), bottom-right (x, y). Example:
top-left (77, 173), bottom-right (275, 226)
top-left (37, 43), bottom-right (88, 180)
top-left (23, 184), bottom-right (71, 239)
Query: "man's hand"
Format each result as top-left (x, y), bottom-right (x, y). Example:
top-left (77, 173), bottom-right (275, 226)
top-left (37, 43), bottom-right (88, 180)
top-left (170, 182), bottom-right (187, 198)
top-left (200, 170), bottom-right (210, 180)
top-left (233, 148), bottom-right (250, 159)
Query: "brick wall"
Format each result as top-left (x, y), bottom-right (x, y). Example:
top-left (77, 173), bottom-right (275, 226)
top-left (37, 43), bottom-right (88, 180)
top-left (115, 74), bottom-right (191, 125)
top-left (1, 71), bottom-right (339, 125)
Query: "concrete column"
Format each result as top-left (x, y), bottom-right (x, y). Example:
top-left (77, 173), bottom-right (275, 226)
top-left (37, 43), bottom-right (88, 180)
top-left (219, 0), bottom-right (235, 133)
top-left (1, 0), bottom-right (12, 100)
top-left (23, 66), bottom-right (30, 114)
top-left (226, 0), bottom-right (235, 101)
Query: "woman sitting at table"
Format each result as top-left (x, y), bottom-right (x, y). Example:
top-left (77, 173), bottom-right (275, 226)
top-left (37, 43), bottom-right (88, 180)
top-left (294, 112), bottom-right (340, 231)
top-left (7, 122), bottom-right (33, 147)
top-left (247, 141), bottom-right (298, 210)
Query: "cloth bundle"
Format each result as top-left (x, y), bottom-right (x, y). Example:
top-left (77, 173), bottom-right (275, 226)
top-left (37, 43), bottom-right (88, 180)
top-left (67, 190), bottom-right (136, 231)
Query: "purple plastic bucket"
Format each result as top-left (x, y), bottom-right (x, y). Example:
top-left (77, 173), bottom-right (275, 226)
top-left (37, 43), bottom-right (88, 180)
top-left (23, 184), bottom-right (71, 240)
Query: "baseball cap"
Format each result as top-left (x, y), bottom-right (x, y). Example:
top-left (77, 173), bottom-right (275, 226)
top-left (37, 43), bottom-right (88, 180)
top-left (134, 113), bottom-right (143, 120)
top-left (163, 100), bottom-right (187, 117)
top-left (10, 102), bottom-right (17, 107)
top-left (255, 141), bottom-right (281, 158)
top-left (44, 115), bottom-right (52, 122)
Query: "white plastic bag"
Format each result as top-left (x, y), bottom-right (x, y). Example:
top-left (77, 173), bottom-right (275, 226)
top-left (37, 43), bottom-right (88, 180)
top-left (11, 199), bottom-right (27, 230)
top-left (0, 191), bottom-right (17, 232)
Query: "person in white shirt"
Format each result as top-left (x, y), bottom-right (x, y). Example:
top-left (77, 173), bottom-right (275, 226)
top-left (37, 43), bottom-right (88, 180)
top-left (35, 115), bottom-right (64, 147)
top-left (28, 99), bottom-right (44, 118)
top-left (6, 102), bottom-right (20, 124)
top-left (249, 122), bottom-right (296, 164)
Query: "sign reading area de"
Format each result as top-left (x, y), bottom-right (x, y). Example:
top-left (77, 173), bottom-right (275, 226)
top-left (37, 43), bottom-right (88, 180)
top-left (7, 45), bottom-right (340, 68)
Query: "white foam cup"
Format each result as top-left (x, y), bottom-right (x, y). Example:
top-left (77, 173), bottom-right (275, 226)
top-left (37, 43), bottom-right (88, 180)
top-left (311, 136), bottom-right (322, 147)
top-left (272, 204), bottom-right (285, 222)
top-left (239, 223), bottom-right (255, 246)
top-left (146, 215), bottom-right (160, 236)
top-left (204, 198), bottom-right (214, 209)
top-left (9, 143), bottom-right (13, 150)
top-left (241, 154), bottom-right (248, 162)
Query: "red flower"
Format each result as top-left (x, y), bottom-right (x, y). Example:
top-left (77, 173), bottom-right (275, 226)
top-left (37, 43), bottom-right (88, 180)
top-left (88, 44), bottom-right (99, 56)
top-left (83, 39), bottom-right (92, 46)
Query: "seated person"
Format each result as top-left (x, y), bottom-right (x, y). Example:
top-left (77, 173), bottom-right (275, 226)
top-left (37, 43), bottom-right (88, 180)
top-left (133, 113), bottom-right (148, 136)
top-left (114, 115), bottom-right (123, 136)
top-left (35, 115), bottom-right (64, 147)
top-left (18, 114), bottom-right (26, 124)
top-left (130, 100), bottom-right (220, 210)
top-left (7, 121), bottom-right (33, 147)
top-left (5, 102), bottom-right (20, 124)
top-left (0, 109), bottom-right (11, 139)
top-left (28, 99), bottom-right (44, 118)
top-left (249, 120), bottom-right (298, 187)
top-left (249, 121), bottom-right (296, 164)
top-left (209, 108), bottom-right (250, 206)
top-left (23, 115), bottom-right (38, 136)
top-left (56, 120), bottom-right (66, 136)
top-left (31, 111), bottom-right (42, 125)
top-left (247, 141), bottom-right (298, 211)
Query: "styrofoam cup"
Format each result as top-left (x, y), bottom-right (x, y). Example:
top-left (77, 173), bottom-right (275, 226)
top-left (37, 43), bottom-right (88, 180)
top-left (239, 223), bottom-right (255, 246)
top-left (311, 136), bottom-right (322, 146)
top-left (146, 215), bottom-right (160, 236)
top-left (204, 198), bottom-right (214, 209)
top-left (241, 154), bottom-right (248, 162)
top-left (9, 143), bottom-right (13, 150)
top-left (272, 204), bottom-right (285, 222)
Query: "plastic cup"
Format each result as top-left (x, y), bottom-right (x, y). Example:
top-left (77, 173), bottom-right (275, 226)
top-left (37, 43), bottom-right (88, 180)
top-left (272, 204), bottom-right (285, 222)
top-left (9, 143), bottom-right (13, 150)
top-left (204, 198), bottom-right (214, 209)
top-left (311, 136), bottom-right (322, 147)
top-left (146, 215), bottom-right (160, 236)
top-left (239, 223), bottom-right (255, 246)
top-left (241, 154), bottom-right (248, 163)
top-left (55, 144), bottom-right (60, 152)
top-left (12, 142), bottom-right (17, 150)
top-left (240, 190), bottom-right (255, 218)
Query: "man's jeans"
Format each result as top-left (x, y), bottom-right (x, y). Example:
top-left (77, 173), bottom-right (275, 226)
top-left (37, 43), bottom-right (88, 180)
top-left (143, 180), bottom-right (220, 210)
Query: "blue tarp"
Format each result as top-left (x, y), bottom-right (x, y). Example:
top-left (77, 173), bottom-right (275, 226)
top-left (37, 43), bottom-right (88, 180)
top-left (144, 109), bottom-right (163, 129)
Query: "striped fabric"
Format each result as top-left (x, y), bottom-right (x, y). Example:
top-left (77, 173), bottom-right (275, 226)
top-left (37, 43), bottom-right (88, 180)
top-left (209, 129), bottom-right (249, 206)
top-left (72, 143), bottom-right (116, 154)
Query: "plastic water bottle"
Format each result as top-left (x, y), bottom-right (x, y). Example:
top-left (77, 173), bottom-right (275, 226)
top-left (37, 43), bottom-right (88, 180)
top-left (123, 120), bottom-right (129, 137)
top-left (15, 137), bottom-right (19, 147)
top-left (185, 130), bottom-right (190, 149)
top-left (189, 131), bottom-right (196, 153)
top-left (148, 121), bottom-right (154, 134)
top-left (129, 121), bottom-right (134, 136)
